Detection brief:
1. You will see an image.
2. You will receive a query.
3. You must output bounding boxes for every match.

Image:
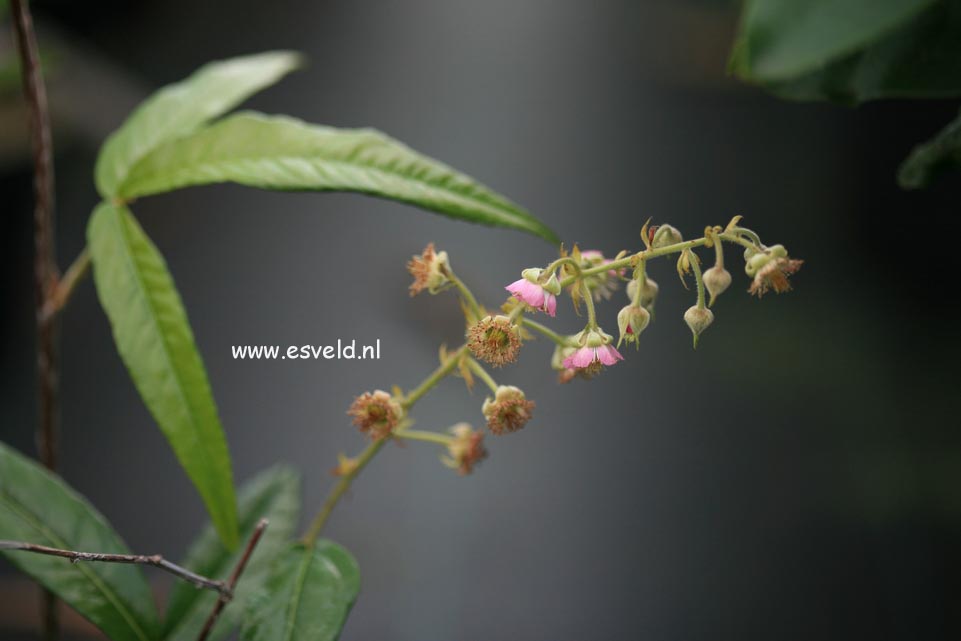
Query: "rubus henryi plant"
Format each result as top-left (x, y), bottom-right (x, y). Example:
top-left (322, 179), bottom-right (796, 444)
top-left (2, 4), bottom-right (802, 639)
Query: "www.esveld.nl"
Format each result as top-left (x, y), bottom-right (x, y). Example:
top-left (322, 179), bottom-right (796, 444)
top-left (232, 339), bottom-right (381, 360)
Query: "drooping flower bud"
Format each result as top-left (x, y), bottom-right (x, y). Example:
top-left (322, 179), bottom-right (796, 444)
top-left (617, 304), bottom-right (650, 348)
top-left (442, 423), bottom-right (488, 475)
top-left (683, 306), bottom-right (714, 349)
top-left (626, 277), bottom-right (659, 310)
top-left (467, 315), bottom-right (522, 367)
top-left (506, 268), bottom-right (559, 316)
top-left (651, 224), bottom-right (683, 248)
top-left (482, 385), bottom-right (535, 435)
top-left (347, 390), bottom-right (404, 440)
top-left (744, 252), bottom-right (773, 277)
top-left (406, 243), bottom-right (450, 296)
top-left (703, 266), bottom-right (732, 306)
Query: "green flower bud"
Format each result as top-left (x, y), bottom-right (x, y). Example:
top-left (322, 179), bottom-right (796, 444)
top-left (617, 304), bottom-right (651, 347)
top-left (767, 244), bottom-right (788, 258)
top-left (651, 224), bottom-right (683, 248)
top-left (626, 276), bottom-right (659, 309)
top-left (683, 306), bottom-right (714, 349)
top-left (703, 266), bottom-right (732, 306)
top-left (745, 252), bottom-right (773, 277)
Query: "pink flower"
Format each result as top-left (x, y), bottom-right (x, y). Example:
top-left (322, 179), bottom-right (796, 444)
top-left (506, 268), bottom-right (560, 317)
top-left (581, 250), bottom-right (624, 278)
top-left (562, 329), bottom-right (623, 372)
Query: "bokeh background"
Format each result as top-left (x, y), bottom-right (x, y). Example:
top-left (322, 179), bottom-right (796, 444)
top-left (3, 1), bottom-right (961, 639)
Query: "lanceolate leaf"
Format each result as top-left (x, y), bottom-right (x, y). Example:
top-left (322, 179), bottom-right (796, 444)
top-left (0, 442), bottom-right (160, 641)
top-left (163, 467), bottom-right (301, 641)
top-left (115, 111), bottom-right (558, 243)
top-left (241, 542), bottom-right (360, 641)
top-left (730, 0), bottom-right (961, 103)
top-left (87, 202), bottom-right (239, 549)
top-left (898, 108), bottom-right (961, 189)
top-left (96, 51), bottom-right (302, 198)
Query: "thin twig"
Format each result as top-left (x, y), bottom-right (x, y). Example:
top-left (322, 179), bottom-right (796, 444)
top-left (0, 540), bottom-right (231, 596)
top-left (10, 2), bottom-right (61, 639)
top-left (41, 248), bottom-right (91, 323)
top-left (196, 519), bottom-right (270, 641)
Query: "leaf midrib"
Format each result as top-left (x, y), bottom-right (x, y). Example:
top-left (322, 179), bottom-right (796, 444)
top-left (121, 154), bottom-right (538, 230)
top-left (108, 207), bottom-right (231, 532)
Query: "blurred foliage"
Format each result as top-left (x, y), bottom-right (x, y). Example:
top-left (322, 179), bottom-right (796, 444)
top-left (731, 0), bottom-right (961, 187)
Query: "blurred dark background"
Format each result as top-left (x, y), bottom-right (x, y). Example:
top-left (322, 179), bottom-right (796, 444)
top-left (3, 0), bottom-right (961, 639)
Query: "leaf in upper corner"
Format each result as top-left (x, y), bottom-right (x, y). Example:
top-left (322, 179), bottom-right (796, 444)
top-left (87, 202), bottom-right (238, 549)
top-left (162, 466), bottom-right (301, 641)
top-left (240, 541), bottom-right (360, 641)
top-left (95, 51), bottom-right (302, 198)
top-left (730, 0), bottom-right (961, 104)
top-left (898, 109), bottom-right (961, 189)
top-left (0, 441), bottom-right (160, 641)
top-left (114, 111), bottom-right (558, 243)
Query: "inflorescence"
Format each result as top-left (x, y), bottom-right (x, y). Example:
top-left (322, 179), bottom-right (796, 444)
top-left (337, 217), bottom-right (802, 479)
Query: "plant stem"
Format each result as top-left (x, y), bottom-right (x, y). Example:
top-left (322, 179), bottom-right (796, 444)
top-left (402, 345), bottom-right (466, 408)
top-left (581, 280), bottom-right (597, 329)
top-left (445, 269), bottom-right (483, 321)
top-left (465, 358), bottom-right (498, 393)
top-left (558, 237), bottom-right (710, 289)
top-left (395, 429), bottom-right (454, 446)
top-left (0, 540), bottom-right (231, 596)
top-left (631, 259), bottom-right (646, 307)
top-left (304, 344), bottom-right (470, 542)
top-left (719, 231), bottom-right (759, 252)
top-left (301, 439), bottom-right (386, 546)
top-left (520, 317), bottom-right (571, 346)
top-left (11, 2), bottom-right (60, 637)
top-left (711, 235), bottom-right (725, 269)
top-left (196, 519), bottom-right (269, 641)
top-left (690, 251), bottom-right (706, 310)
top-left (41, 248), bottom-right (91, 322)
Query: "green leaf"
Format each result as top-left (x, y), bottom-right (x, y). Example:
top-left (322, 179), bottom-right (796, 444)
top-left (95, 51), bottom-right (302, 198)
top-left (731, 0), bottom-right (961, 103)
top-left (162, 466), bottom-right (301, 641)
top-left (898, 109), bottom-right (961, 188)
top-left (115, 111), bottom-right (558, 243)
top-left (241, 542), bottom-right (360, 641)
top-left (0, 442), bottom-right (160, 641)
top-left (87, 202), bottom-right (239, 549)
top-left (732, 0), bottom-right (935, 81)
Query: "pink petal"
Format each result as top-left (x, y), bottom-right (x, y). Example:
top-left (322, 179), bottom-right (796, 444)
top-left (506, 279), bottom-right (527, 296)
top-left (525, 282), bottom-right (546, 308)
top-left (544, 293), bottom-right (557, 317)
top-left (597, 344), bottom-right (623, 366)
top-left (570, 347), bottom-right (595, 369)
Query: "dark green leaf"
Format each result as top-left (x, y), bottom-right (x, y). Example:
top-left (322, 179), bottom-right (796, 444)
top-left (87, 202), bottom-right (239, 549)
top-left (115, 111), bottom-right (558, 243)
top-left (163, 466), bottom-right (301, 641)
top-left (241, 541), bottom-right (360, 641)
top-left (898, 108), bottom-right (961, 188)
top-left (95, 51), bottom-right (301, 198)
top-left (0, 442), bottom-right (160, 641)
top-left (731, 0), bottom-right (935, 80)
top-left (731, 0), bottom-right (961, 103)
